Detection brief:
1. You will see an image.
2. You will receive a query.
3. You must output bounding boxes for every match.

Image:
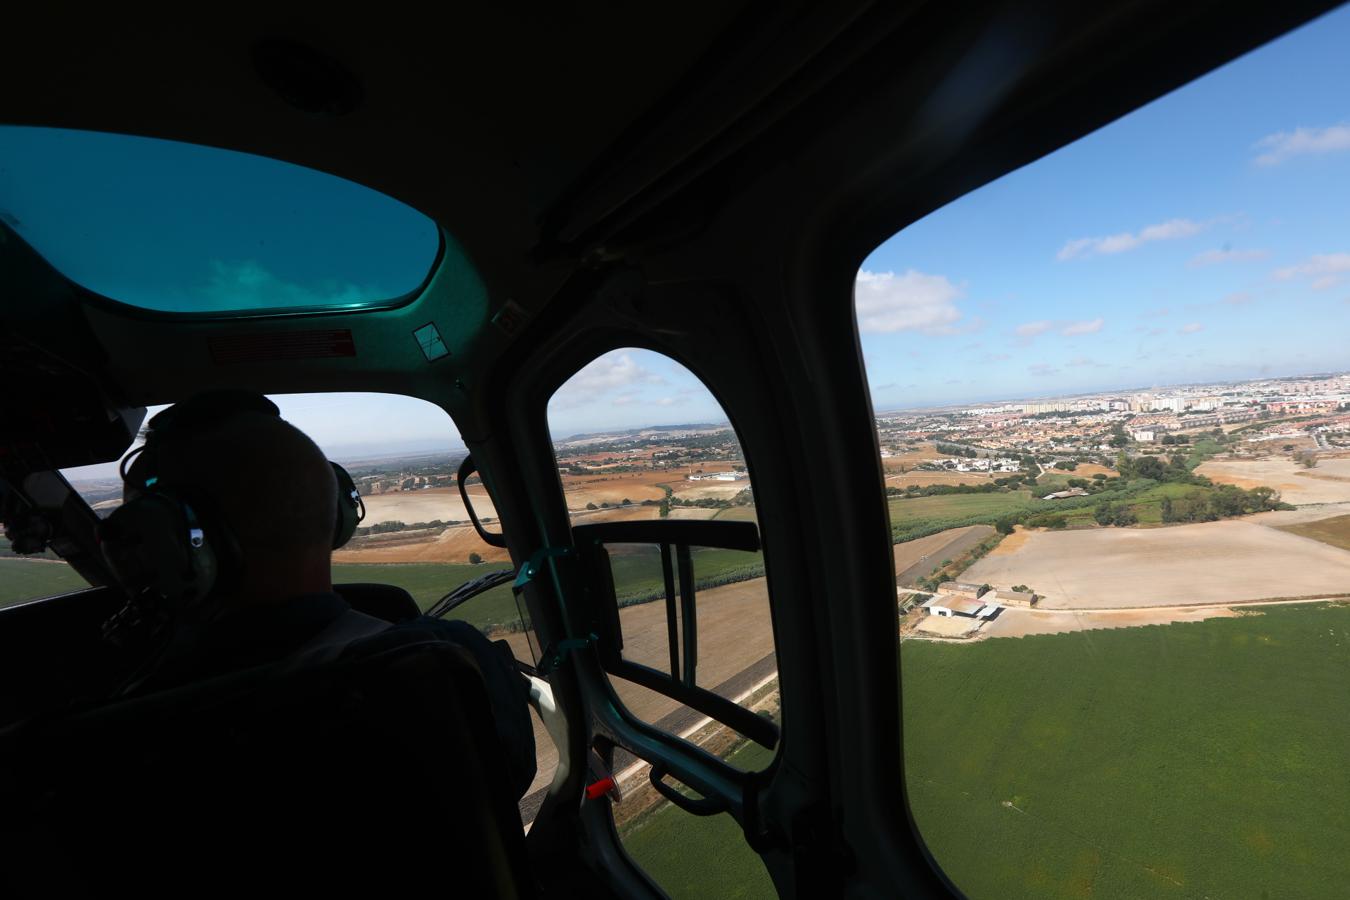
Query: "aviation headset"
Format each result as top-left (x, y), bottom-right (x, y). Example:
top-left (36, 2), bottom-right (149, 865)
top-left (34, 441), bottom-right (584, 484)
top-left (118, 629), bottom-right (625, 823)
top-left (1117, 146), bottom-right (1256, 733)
top-left (98, 391), bottom-right (364, 614)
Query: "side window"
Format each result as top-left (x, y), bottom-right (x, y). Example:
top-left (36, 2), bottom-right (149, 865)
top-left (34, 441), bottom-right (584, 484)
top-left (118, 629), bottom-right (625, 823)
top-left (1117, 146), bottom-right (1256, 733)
top-left (0, 537), bottom-right (89, 610)
top-left (858, 12), bottom-right (1350, 900)
top-left (548, 349), bottom-right (777, 897)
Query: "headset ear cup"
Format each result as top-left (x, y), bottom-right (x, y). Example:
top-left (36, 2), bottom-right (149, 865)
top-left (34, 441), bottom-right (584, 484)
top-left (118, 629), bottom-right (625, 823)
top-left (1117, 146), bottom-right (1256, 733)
top-left (330, 462), bottom-right (362, 549)
top-left (99, 492), bottom-right (218, 606)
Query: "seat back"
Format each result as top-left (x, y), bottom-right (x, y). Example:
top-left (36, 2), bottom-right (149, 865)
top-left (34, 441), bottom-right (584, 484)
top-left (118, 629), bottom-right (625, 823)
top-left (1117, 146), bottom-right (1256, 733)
top-left (0, 635), bottom-right (536, 897)
top-left (335, 581), bottom-right (422, 623)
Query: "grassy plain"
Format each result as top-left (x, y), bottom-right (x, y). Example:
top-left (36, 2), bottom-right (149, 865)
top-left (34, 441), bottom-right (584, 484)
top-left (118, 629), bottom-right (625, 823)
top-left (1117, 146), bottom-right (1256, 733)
top-left (887, 490), bottom-right (1038, 542)
top-left (619, 739), bottom-right (778, 899)
top-left (1277, 514), bottom-right (1350, 551)
top-left (606, 546), bottom-right (765, 605)
top-left (889, 491), bottom-right (1037, 525)
top-left (903, 604), bottom-right (1350, 899)
top-left (0, 556), bottom-right (523, 628)
top-left (0, 559), bottom-right (91, 609)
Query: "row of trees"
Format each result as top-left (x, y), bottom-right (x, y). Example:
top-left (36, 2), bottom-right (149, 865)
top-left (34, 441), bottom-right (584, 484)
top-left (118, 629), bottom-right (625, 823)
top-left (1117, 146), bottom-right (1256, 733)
top-left (935, 442), bottom-right (980, 458)
top-left (1161, 485), bottom-right (1284, 523)
top-left (353, 519), bottom-right (458, 537)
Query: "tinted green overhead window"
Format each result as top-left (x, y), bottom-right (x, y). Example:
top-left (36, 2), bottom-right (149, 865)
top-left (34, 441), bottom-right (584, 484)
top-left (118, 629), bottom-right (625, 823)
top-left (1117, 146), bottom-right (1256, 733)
top-left (0, 126), bottom-right (439, 314)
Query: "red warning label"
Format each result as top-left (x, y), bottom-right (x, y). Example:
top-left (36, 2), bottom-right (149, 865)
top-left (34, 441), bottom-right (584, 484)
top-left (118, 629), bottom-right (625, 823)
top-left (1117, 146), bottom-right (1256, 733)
top-left (209, 330), bottom-right (357, 364)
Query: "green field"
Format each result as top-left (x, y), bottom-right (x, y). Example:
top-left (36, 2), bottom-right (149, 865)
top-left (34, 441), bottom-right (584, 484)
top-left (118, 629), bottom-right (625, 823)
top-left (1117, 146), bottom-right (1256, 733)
top-left (0, 559), bottom-right (92, 609)
top-left (0, 558), bottom-right (524, 633)
top-left (903, 604), bottom-right (1350, 899)
top-left (606, 546), bottom-right (765, 606)
top-left (619, 739), bottom-right (778, 899)
top-left (888, 491), bottom-right (1038, 523)
top-left (888, 490), bottom-right (1039, 542)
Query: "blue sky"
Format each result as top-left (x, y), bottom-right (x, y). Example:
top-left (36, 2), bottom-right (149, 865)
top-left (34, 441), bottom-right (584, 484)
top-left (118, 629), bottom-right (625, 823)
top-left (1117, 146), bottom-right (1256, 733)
top-left (859, 4), bottom-right (1350, 411)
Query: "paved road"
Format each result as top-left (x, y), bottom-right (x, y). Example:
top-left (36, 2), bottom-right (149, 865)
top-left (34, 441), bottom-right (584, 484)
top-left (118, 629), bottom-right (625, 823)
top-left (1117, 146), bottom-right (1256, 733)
top-left (894, 525), bottom-right (995, 588)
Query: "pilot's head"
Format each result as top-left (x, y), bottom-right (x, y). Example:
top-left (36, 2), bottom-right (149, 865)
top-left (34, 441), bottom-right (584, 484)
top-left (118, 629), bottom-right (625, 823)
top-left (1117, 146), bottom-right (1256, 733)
top-left (123, 391), bottom-right (337, 608)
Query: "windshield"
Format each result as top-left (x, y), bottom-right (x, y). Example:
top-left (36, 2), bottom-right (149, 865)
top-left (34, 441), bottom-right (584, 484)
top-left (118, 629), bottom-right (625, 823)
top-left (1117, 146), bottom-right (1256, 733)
top-left (0, 126), bottom-right (440, 314)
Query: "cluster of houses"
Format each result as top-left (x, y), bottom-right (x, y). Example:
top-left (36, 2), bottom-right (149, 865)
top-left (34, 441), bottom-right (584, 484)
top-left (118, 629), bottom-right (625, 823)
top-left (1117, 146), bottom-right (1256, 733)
top-left (685, 469), bottom-right (748, 482)
top-left (909, 581), bottom-right (1036, 638)
top-left (926, 457), bottom-right (1021, 473)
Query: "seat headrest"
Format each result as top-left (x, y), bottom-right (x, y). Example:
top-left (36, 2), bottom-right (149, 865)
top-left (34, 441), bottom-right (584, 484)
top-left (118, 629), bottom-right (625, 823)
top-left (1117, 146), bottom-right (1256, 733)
top-left (335, 582), bottom-right (421, 623)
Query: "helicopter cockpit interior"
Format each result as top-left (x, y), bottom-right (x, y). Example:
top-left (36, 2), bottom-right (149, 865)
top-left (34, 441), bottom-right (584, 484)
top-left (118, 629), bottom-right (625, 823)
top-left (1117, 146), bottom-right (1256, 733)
top-left (1, 3), bottom-right (1340, 897)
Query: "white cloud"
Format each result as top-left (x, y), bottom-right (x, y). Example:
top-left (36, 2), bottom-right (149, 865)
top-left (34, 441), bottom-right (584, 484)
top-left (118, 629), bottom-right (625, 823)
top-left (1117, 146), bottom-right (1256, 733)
top-left (1189, 248), bottom-right (1269, 267)
top-left (1057, 218), bottom-right (1206, 260)
top-left (1179, 322), bottom-right (1204, 334)
top-left (1028, 363), bottom-right (1059, 377)
top-left (551, 350), bottom-right (665, 408)
top-left (1274, 253), bottom-right (1350, 290)
top-left (1015, 320), bottom-right (1053, 338)
top-left (1061, 318), bottom-right (1103, 336)
top-left (855, 269), bottom-right (965, 334)
top-left (1222, 292), bottom-right (1253, 306)
top-left (1067, 356), bottom-right (1101, 368)
top-left (1014, 318), bottom-right (1103, 343)
top-left (1253, 124), bottom-right (1350, 166)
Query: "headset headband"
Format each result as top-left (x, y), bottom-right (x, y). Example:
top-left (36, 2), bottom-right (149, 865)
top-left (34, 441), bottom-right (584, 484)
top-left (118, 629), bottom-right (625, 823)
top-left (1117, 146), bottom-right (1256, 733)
top-left (146, 390), bottom-right (281, 439)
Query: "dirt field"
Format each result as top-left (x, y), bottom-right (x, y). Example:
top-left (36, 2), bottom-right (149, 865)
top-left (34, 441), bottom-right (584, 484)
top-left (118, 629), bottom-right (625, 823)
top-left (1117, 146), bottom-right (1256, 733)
top-left (1065, 462), bottom-right (1114, 478)
top-left (914, 615), bottom-right (983, 637)
top-left (559, 470), bottom-right (673, 507)
top-left (665, 508), bottom-right (721, 520)
top-left (668, 480), bottom-right (750, 501)
top-left (558, 462), bottom-right (744, 509)
top-left (569, 504), bottom-right (662, 524)
top-left (333, 523), bottom-right (512, 564)
top-left (1198, 455), bottom-right (1350, 505)
top-left (963, 518), bottom-right (1350, 607)
top-left (502, 576), bottom-right (775, 801)
top-left (986, 526), bottom-right (1032, 556)
top-left (880, 443), bottom-right (945, 470)
top-left (360, 486), bottom-right (497, 525)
